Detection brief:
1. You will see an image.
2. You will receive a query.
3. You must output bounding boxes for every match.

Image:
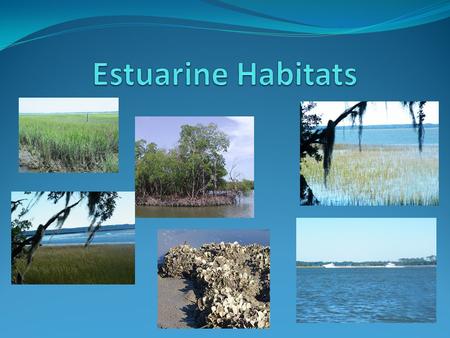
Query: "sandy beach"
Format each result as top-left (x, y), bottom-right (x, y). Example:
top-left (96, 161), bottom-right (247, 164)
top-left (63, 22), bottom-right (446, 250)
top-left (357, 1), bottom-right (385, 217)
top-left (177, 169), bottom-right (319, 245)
top-left (158, 276), bottom-right (198, 328)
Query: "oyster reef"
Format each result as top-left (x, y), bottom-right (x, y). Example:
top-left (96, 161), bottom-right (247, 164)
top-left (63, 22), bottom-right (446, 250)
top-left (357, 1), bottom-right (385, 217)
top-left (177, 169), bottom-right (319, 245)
top-left (159, 242), bottom-right (270, 328)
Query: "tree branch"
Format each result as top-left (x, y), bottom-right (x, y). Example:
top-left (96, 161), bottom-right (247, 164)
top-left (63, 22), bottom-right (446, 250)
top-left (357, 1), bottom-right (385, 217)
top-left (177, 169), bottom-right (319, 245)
top-left (12, 198), bottom-right (83, 260)
top-left (11, 199), bottom-right (26, 213)
top-left (302, 102), bottom-right (365, 147)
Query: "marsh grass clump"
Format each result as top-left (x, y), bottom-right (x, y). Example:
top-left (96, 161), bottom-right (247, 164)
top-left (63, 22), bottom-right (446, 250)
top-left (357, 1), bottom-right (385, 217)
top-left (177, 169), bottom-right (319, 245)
top-left (301, 144), bottom-right (439, 206)
top-left (19, 113), bottom-right (118, 172)
top-left (13, 244), bottom-right (134, 284)
top-left (159, 242), bottom-right (270, 328)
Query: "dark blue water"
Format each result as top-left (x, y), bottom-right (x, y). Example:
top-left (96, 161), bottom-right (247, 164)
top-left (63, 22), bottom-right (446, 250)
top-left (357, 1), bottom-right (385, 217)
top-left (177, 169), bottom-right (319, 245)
top-left (296, 267), bottom-right (436, 323)
top-left (157, 229), bottom-right (269, 259)
top-left (334, 125), bottom-right (438, 145)
top-left (41, 229), bottom-right (135, 245)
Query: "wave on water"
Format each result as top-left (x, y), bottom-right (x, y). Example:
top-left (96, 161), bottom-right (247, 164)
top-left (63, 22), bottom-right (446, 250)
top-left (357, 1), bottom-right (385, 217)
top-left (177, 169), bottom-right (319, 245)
top-left (41, 228), bottom-right (135, 245)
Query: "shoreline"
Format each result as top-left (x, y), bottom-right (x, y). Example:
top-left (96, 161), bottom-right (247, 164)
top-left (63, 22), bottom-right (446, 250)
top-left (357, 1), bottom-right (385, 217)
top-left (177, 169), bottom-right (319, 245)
top-left (19, 146), bottom-right (116, 173)
top-left (41, 242), bottom-right (135, 247)
top-left (136, 194), bottom-right (238, 208)
top-left (297, 265), bottom-right (436, 269)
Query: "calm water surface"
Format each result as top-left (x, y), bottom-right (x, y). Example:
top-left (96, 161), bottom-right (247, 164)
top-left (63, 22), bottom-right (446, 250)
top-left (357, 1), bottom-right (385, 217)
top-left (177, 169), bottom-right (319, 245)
top-left (334, 125), bottom-right (438, 145)
top-left (296, 267), bottom-right (436, 323)
top-left (136, 191), bottom-right (254, 218)
top-left (41, 229), bottom-right (135, 245)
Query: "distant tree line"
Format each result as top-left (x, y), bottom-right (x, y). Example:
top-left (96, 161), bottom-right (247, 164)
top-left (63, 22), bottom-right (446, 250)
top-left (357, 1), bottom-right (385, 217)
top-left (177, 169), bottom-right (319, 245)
top-left (225, 179), bottom-right (254, 193)
top-left (297, 256), bottom-right (436, 267)
top-left (397, 256), bottom-right (436, 266)
top-left (135, 123), bottom-right (253, 201)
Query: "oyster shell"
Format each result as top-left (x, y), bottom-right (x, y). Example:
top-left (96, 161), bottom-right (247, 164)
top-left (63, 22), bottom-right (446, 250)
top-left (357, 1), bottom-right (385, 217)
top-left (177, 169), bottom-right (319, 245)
top-left (159, 242), bottom-right (270, 328)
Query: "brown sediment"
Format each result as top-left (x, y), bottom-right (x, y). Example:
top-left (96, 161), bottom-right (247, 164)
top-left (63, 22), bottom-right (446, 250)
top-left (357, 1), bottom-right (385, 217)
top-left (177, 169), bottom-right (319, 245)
top-left (19, 146), bottom-right (113, 173)
top-left (19, 148), bottom-right (42, 171)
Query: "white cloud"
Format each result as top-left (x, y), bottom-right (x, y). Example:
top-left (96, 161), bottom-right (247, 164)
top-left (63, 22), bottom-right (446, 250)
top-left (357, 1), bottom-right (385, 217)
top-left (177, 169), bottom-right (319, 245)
top-left (19, 97), bottom-right (119, 114)
top-left (224, 116), bottom-right (254, 180)
top-left (313, 101), bottom-right (439, 126)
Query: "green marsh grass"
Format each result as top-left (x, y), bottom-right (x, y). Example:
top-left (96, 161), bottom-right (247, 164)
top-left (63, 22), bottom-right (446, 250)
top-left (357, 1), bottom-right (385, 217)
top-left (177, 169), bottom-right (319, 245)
top-left (15, 245), bottom-right (135, 284)
top-left (19, 113), bottom-right (118, 172)
top-left (301, 144), bottom-right (439, 206)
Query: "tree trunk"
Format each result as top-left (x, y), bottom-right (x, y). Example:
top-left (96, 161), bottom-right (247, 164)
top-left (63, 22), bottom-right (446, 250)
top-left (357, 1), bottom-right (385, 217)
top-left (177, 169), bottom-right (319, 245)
top-left (213, 160), bottom-right (217, 195)
top-left (300, 174), bottom-right (319, 206)
top-left (12, 198), bottom-right (83, 283)
top-left (202, 169), bottom-right (205, 196)
top-left (191, 164), bottom-right (195, 198)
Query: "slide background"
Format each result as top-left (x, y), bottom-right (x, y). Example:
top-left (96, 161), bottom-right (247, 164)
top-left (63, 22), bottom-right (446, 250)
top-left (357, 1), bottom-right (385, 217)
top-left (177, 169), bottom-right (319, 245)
top-left (0, 1), bottom-right (449, 337)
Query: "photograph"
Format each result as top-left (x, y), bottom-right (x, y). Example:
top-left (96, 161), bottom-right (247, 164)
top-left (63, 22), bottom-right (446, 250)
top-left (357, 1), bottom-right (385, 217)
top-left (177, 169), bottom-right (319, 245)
top-left (300, 101), bottom-right (439, 206)
top-left (135, 116), bottom-right (254, 217)
top-left (296, 218), bottom-right (436, 323)
top-left (19, 97), bottom-right (119, 173)
top-left (157, 229), bottom-right (270, 328)
top-left (11, 191), bottom-right (135, 284)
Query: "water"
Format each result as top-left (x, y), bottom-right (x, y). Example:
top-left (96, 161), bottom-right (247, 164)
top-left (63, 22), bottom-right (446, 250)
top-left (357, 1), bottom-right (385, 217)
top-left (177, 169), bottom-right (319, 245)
top-left (158, 229), bottom-right (269, 260)
top-left (136, 191), bottom-right (254, 218)
top-left (19, 165), bottom-right (40, 173)
top-left (334, 124), bottom-right (438, 145)
top-left (296, 267), bottom-right (436, 323)
top-left (41, 228), bottom-right (135, 245)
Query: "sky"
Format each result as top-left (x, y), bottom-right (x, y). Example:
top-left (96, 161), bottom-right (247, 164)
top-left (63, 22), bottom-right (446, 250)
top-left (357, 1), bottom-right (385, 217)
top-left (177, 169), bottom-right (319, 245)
top-left (296, 218), bottom-right (436, 262)
top-left (11, 192), bottom-right (134, 230)
top-left (157, 229), bottom-right (269, 258)
top-left (135, 116), bottom-right (254, 180)
top-left (310, 101), bottom-right (439, 126)
top-left (19, 97), bottom-right (118, 114)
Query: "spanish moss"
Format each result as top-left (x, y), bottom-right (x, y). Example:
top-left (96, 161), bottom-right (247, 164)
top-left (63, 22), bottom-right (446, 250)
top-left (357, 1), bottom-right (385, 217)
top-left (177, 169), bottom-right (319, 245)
top-left (350, 102), bottom-right (367, 152)
top-left (402, 101), bottom-right (427, 152)
top-left (300, 101), bottom-right (432, 206)
top-left (418, 101), bottom-right (426, 152)
top-left (323, 120), bottom-right (335, 187)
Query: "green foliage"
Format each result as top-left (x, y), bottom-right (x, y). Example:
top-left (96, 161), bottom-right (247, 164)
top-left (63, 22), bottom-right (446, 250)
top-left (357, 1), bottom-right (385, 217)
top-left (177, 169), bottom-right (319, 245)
top-left (102, 153), bottom-right (119, 172)
top-left (225, 179), bottom-right (254, 192)
top-left (11, 219), bottom-right (31, 246)
top-left (19, 113), bottom-right (118, 172)
top-left (11, 192), bottom-right (119, 283)
top-left (399, 256), bottom-right (436, 265)
top-left (13, 245), bottom-right (135, 284)
top-left (136, 123), bottom-right (233, 199)
top-left (300, 101), bottom-right (321, 162)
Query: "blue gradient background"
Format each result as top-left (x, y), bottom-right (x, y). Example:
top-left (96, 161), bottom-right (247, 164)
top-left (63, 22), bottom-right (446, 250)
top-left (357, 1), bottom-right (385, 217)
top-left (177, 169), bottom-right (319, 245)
top-left (0, 2), bottom-right (449, 337)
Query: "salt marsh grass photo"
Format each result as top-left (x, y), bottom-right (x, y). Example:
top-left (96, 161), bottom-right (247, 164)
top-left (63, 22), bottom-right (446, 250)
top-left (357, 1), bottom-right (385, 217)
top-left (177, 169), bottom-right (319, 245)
top-left (19, 98), bottom-right (119, 173)
top-left (300, 101), bottom-right (438, 206)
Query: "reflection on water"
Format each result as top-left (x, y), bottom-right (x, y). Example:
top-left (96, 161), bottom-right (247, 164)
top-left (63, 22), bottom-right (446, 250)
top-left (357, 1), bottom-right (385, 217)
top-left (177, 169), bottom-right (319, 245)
top-left (137, 191), bottom-right (254, 218)
top-left (41, 229), bottom-right (135, 245)
top-left (158, 228), bottom-right (269, 259)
